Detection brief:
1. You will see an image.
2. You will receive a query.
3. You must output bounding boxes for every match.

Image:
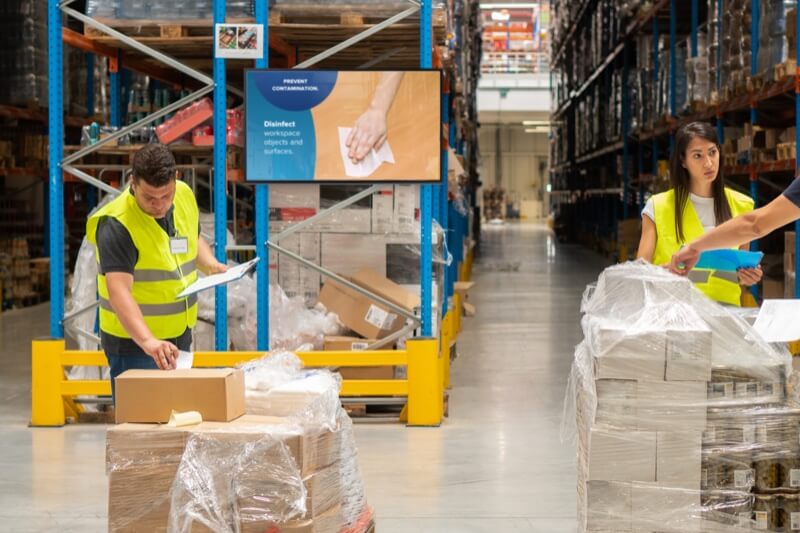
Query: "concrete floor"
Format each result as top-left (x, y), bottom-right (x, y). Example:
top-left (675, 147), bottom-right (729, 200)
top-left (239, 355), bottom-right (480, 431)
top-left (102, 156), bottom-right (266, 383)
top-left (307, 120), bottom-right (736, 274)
top-left (0, 222), bottom-right (609, 532)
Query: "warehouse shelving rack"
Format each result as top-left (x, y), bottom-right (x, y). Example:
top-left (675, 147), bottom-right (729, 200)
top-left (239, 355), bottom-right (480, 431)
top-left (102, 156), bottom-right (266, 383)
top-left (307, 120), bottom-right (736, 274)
top-left (549, 0), bottom-right (800, 298)
top-left (35, 0), bottom-right (476, 426)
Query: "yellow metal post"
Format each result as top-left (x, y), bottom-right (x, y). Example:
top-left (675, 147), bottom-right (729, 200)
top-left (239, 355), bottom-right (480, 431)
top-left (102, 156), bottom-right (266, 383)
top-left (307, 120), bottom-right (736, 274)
top-left (31, 339), bottom-right (66, 427)
top-left (440, 311), bottom-right (452, 390)
top-left (453, 292), bottom-right (462, 333)
top-left (406, 337), bottom-right (442, 426)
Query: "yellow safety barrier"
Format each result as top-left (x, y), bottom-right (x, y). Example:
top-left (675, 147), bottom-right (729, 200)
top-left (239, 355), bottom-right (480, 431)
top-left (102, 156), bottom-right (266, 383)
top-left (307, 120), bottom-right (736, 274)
top-left (460, 245), bottom-right (475, 283)
top-left (31, 337), bottom-right (444, 428)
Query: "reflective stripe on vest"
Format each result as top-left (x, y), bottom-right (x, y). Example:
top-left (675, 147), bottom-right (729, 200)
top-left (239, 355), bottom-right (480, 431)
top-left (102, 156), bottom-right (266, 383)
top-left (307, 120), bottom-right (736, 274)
top-left (652, 188), bottom-right (754, 306)
top-left (134, 258), bottom-right (197, 282)
top-left (86, 181), bottom-right (200, 339)
top-left (99, 293), bottom-right (198, 316)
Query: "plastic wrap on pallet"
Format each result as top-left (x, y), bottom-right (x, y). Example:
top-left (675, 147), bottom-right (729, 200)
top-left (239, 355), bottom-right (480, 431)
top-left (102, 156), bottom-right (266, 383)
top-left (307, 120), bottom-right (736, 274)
top-left (108, 390), bottom-right (372, 532)
top-left (241, 351), bottom-right (343, 430)
top-left (757, 0), bottom-right (792, 77)
top-left (65, 237), bottom-right (100, 352)
top-left (240, 354), bottom-right (370, 530)
top-left (86, 0), bottom-right (253, 19)
top-left (564, 261), bottom-right (795, 533)
top-left (168, 429), bottom-right (307, 533)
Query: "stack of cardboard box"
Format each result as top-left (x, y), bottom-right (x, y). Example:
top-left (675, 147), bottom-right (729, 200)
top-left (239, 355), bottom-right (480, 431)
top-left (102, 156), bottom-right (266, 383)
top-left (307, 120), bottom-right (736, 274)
top-left (575, 264), bottom-right (793, 532)
top-left (269, 184), bottom-right (423, 306)
top-left (107, 367), bottom-right (370, 532)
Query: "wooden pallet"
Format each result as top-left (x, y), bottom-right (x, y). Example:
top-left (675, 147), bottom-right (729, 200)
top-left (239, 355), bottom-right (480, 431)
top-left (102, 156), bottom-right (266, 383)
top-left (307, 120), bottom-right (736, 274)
top-left (85, 17), bottom-right (254, 38)
top-left (774, 59), bottom-right (797, 81)
top-left (83, 8), bottom-right (446, 69)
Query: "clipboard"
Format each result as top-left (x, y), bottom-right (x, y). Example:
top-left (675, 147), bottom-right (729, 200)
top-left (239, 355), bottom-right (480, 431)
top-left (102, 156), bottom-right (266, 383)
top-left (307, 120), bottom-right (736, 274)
top-left (176, 257), bottom-right (260, 299)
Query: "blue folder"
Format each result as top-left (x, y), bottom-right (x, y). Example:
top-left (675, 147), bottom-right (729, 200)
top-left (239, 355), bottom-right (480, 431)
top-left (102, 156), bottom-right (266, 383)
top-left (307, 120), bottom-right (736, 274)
top-left (694, 249), bottom-right (764, 271)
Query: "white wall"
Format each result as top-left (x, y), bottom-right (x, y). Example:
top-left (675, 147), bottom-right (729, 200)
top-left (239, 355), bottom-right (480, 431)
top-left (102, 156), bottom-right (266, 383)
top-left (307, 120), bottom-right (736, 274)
top-left (479, 124), bottom-right (549, 218)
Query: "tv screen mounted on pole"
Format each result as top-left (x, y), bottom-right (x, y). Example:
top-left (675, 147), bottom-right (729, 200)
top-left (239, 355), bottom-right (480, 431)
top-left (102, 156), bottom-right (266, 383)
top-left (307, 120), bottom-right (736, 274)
top-left (245, 69), bottom-right (443, 183)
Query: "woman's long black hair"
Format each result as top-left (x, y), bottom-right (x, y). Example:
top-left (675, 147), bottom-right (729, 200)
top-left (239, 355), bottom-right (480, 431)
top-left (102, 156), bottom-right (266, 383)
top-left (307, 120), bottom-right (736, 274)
top-left (669, 121), bottom-right (732, 243)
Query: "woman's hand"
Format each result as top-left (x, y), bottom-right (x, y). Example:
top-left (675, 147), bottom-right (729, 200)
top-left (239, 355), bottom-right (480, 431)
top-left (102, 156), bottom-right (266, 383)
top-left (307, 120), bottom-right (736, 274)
top-left (737, 266), bottom-right (763, 287)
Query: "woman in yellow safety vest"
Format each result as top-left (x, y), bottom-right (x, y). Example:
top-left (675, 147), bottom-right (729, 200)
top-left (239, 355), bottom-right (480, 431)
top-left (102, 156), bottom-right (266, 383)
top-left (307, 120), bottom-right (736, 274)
top-left (637, 121), bottom-right (762, 306)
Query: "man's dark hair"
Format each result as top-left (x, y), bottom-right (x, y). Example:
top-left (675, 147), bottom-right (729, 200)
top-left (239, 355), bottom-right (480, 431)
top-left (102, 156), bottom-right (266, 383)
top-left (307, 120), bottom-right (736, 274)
top-left (132, 143), bottom-right (176, 187)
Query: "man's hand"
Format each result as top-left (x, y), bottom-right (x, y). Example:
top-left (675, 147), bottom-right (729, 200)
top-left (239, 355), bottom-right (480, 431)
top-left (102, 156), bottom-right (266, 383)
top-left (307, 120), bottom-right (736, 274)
top-left (140, 338), bottom-right (178, 370)
top-left (669, 245), bottom-right (701, 275)
top-left (204, 261), bottom-right (228, 275)
top-left (737, 266), bottom-right (763, 287)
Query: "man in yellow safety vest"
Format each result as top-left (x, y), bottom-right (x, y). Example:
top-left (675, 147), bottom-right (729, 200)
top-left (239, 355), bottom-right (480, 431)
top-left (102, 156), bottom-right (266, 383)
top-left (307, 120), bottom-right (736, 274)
top-left (86, 143), bottom-right (227, 398)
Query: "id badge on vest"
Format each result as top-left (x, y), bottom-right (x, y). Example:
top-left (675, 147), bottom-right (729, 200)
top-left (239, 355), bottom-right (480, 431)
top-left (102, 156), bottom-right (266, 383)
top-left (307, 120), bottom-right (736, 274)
top-left (170, 236), bottom-right (188, 255)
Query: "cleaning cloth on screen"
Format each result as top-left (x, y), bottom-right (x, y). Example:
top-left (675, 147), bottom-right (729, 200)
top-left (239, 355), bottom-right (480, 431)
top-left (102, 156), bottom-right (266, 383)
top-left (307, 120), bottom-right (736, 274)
top-left (338, 126), bottom-right (395, 178)
top-left (693, 249), bottom-right (764, 271)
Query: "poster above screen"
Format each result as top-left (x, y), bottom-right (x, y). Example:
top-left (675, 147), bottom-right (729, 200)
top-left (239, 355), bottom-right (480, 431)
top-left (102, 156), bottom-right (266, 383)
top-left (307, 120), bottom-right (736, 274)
top-left (245, 69), bottom-right (442, 183)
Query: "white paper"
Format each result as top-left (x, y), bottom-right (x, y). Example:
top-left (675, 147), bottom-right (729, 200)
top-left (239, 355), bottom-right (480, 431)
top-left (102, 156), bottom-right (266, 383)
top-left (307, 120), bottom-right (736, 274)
top-left (338, 126), bottom-right (395, 178)
top-left (176, 350), bottom-right (194, 370)
top-left (753, 299), bottom-right (800, 342)
top-left (176, 258), bottom-right (259, 298)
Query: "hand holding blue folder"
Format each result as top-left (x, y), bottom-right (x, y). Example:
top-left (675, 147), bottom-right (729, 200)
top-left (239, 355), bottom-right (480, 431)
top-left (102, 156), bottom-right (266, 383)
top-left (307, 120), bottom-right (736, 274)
top-left (694, 249), bottom-right (764, 272)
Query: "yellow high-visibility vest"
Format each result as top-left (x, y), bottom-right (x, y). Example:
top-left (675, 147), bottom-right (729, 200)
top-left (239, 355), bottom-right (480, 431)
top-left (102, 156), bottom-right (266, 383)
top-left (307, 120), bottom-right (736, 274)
top-left (652, 187), bottom-right (754, 306)
top-left (86, 181), bottom-right (199, 339)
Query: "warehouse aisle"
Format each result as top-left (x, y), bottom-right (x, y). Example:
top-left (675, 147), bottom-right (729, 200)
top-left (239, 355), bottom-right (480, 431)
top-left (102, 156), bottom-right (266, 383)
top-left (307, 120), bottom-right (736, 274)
top-left (0, 222), bottom-right (609, 532)
top-left (353, 222), bottom-right (610, 532)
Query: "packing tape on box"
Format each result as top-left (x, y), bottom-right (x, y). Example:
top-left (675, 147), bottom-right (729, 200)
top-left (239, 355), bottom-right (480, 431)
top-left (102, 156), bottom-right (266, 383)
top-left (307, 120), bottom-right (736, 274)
top-left (168, 410), bottom-right (203, 427)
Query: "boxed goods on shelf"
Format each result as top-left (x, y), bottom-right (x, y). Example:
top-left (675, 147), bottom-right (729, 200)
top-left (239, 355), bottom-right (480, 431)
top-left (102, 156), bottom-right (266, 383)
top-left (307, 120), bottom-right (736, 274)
top-left (567, 262), bottom-right (795, 532)
top-left (757, 0), bottom-right (794, 79)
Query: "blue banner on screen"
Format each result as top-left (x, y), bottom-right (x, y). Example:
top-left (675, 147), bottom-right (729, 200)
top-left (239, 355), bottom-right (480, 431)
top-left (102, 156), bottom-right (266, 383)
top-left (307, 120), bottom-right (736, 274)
top-left (245, 69), bottom-right (442, 183)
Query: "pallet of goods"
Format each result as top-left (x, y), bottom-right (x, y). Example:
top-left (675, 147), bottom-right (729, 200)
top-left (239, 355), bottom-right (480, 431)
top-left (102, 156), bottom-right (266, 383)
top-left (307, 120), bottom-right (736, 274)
top-left (567, 262), bottom-right (798, 532)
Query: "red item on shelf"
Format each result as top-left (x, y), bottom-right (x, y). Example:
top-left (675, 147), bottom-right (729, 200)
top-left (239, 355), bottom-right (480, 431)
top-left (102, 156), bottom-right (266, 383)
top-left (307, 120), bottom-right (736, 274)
top-left (191, 125), bottom-right (214, 147)
top-left (156, 97), bottom-right (214, 145)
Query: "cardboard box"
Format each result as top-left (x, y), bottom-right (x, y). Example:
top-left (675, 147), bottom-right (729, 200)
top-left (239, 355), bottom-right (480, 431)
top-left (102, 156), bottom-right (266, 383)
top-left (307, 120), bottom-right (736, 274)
top-left (323, 335), bottom-right (374, 351)
top-left (319, 277), bottom-right (409, 340)
top-left (323, 336), bottom-right (395, 379)
top-left (107, 416), bottom-right (342, 532)
top-left (393, 184), bottom-right (418, 234)
top-left (762, 277), bottom-right (785, 299)
top-left (665, 326), bottom-right (712, 381)
top-left (320, 234), bottom-right (386, 277)
top-left (595, 379), bottom-right (638, 428)
top-left (637, 381), bottom-right (706, 431)
top-left (241, 505), bottom-right (344, 533)
top-left (270, 184), bottom-right (320, 209)
top-left (278, 233), bottom-right (321, 302)
top-left (309, 208), bottom-right (371, 233)
top-left (588, 429), bottom-right (656, 482)
top-left (631, 482), bottom-right (701, 532)
top-left (319, 269), bottom-right (419, 339)
top-left (371, 186), bottom-right (395, 234)
top-left (114, 368), bottom-right (245, 424)
top-left (590, 322), bottom-right (666, 381)
top-left (585, 481), bottom-right (632, 532)
top-left (353, 268), bottom-right (420, 313)
top-left (656, 432), bottom-right (702, 483)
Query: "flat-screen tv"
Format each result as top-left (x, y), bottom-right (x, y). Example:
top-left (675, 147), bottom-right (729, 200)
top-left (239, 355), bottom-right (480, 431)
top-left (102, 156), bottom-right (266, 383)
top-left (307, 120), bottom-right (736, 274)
top-left (245, 69), bottom-right (442, 183)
